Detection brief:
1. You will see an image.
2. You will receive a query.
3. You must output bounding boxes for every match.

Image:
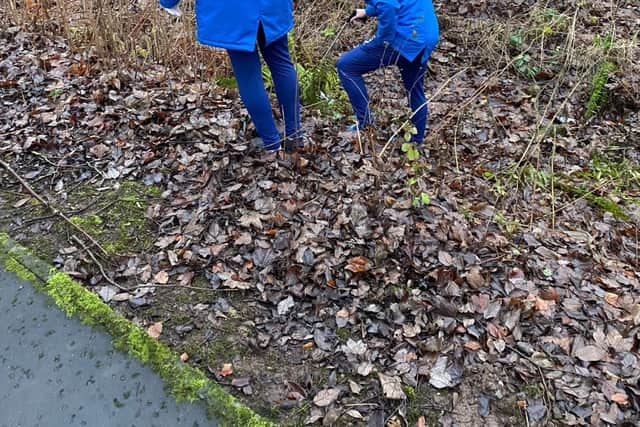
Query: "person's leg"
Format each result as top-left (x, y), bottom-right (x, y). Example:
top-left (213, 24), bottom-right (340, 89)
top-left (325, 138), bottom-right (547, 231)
top-left (336, 42), bottom-right (399, 129)
top-left (397, 54), bottom-right (428, 144)
top-left (258, 33), bottom-right (301, 140)
top-left (226, 48), bottom-right (281, 151)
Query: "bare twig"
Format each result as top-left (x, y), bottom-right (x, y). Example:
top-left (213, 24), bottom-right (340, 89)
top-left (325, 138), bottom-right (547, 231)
top-left (377, 67), bottom-right (469, 158)
top-left (73, 233), bottom-right (244, 293)
top-left (0, 158), bottom-right (109, 256)
top-left (551, 133), bottom-right (557, 229)
top-left (72, 235), bottom-right (128, 291)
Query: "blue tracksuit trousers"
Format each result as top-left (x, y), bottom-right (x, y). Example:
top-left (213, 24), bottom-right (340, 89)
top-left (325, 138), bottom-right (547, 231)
top-left (337, 41), bottom-right (428, 143)
top-left (227, 30), bottom-right (300, 151)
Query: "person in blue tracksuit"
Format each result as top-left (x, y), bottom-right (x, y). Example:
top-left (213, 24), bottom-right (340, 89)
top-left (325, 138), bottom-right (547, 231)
top-left (159, 0), bottom-right (302, 153)
top-left (337, 0), bottom-right (439, 144)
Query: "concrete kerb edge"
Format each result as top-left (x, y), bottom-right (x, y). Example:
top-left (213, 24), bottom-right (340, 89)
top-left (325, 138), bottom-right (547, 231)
top-left (0, 232), bottom-right (277, 427)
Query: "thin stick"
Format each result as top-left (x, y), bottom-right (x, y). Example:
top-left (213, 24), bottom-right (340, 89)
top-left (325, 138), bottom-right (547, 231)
top-left (551, 133), bottom-right (557, 229)
top-left (555, 178), bottom-right (615, 213)
top-left (512, 6), bottom-right (581, 172)
top-left (72, 235), bottom-right (128, 291)
top-left (72, 234), bottom-right (243, 293)
top-left (453, 114), bottom-right (461, 173)
top-left (1, 159), bottom-right (109, 256)
top-left (377, 67), bottom-right (469, 158)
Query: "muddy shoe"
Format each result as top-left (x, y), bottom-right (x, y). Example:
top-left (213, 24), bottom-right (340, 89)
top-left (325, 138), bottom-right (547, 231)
top-left (250, 137), bottom-right (281, 153)
top-left (283, 132), bottom-right (312, 153)
top-left (338, 123), bottom-right (376, 141)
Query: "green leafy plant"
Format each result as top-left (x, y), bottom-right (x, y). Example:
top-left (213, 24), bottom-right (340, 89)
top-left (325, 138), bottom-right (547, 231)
top-left (513, 53), bottom-right (539, 79)
top-left (401, 127), bottom-right (431, 208)
top-left (585, 60), bottom-right (616, 119)
top-left (48, 88), bottom-right (63, 98)
top-left (401, 142), bottom-right (420, 161)
top-left (322, 27), bottom-right (336, 37)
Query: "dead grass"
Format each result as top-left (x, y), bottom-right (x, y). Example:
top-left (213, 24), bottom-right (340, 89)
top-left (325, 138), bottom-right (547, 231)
top-left (2, 0), bottom-right (231, 78)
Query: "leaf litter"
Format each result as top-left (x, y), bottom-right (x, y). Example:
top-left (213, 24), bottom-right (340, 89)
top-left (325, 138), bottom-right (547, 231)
top-left (1, 1), bottom-right (640, 426)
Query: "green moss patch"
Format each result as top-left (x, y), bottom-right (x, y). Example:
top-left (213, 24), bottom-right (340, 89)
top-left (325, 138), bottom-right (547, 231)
top-left (65, 181), bottom-right (159, 256)
top-left (0, 234), bottom-right (275, 427)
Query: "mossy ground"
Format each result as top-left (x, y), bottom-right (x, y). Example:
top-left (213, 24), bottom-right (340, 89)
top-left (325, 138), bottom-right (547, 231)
top-left (0, 181), bottom-right (159, 260)
top-left (66, 181), bottom-right (160, 255)
top-left (130, 284), bottom-right (319, 425)
top-left (0, 235), bottom-right (275, 427)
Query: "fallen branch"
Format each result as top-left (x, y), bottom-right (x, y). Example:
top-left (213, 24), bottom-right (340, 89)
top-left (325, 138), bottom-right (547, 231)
top-left (73, 235), bottom-right (241, 293)
top-left (71, 235), bottom-right (128, 291)
top-left (0, 158), bottom-right (110, 256)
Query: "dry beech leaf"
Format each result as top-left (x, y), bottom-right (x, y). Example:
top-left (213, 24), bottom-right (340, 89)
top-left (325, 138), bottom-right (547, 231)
top-left (346, 409), bottom-right (364, 419)
top-left (147, 322), bottom-right (163, 339)
top-left (539, 287), bottom-right (560, 302)
top-left (313, 388), bottom-right (340, 407)
top-left (438, 250), bottom-right (454, 266)
top-left (604, 292), bottom-right (619, 307)
top-left (466, 266), bottom-right (485, 288)
top-left (611, 392), bottom-right (629, 406)
top-left (574, 345), bottom-right (607, 362)
top-left (180, 352), bottom-right (189, 362)
top-left (464, 341), bottom-right (482, 351)
top-left (13, 197), bottom-right (31, 208)
top-left (219, 363), bottom-right (233, 377)
top-left (378, 373), bottom-right (406, 400)
top-left (345, 256), bottom-right (371, 273)
top-left (154, 270), bottom-right (169, 284)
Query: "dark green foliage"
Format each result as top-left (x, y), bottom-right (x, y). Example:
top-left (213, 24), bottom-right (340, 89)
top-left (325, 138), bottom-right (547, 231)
top-left (585, 60), bottom-right (616, 118)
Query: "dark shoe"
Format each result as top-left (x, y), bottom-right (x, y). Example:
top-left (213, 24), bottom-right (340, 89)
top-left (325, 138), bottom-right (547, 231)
top-left (338, 124), bottom-right (361, 140)
top-left (251, 137), bottom-right (281, 153)
top-left (283, 133), bottom-right (310, 153)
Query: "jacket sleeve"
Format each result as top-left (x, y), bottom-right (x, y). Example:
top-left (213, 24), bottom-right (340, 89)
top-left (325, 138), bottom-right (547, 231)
top-left (365, 0), bottom-right (399, 45)
top-left (159, 0), bottom-right (180, 8)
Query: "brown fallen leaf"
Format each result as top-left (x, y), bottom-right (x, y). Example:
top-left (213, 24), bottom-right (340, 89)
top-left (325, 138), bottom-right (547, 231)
top-left (142, 150), bottom-right (156, 165)
top-left (154, 270), bottom-right (169, 284)
top-left (180, 352), bottom-right (189, 362)
top-left (438, 250), bottom-right (454, 266)
top-left (487, 322), bottom-right (506, 339)
top-left (417, 416), bottom-right (426, 427)
top-left (464, 341), bottom-right (482, 351)
top-left (67, 60), bottom-right (88, 76)
top-left (574, 345), bottom-right (607, 362)
top-left (346, 409), bottom-right (364, 419)
top-left (611, 392), bottom-right (629, 406)
top-left (179, 271), bottom-right (195, 286)
top-left (345, 256), bottom-right (371, 273)
top-left (466, 266), bottom-right (485, 289)
top-left (313, 388), bottom-right (340, 407)
top-left (219, 363), bottom-right (233, 377)
top-left (604, 292), bottom-right (619, 307)
top-left (378, 373), bottom-right (406, 400)
top-left (540, 287), bottom-right (560, 302)
top-left (13, 197), bottom-right (32, 208)
top-left (147, 322), bottom-right (163, 339)
top-left (0, 79), bottom-right (18, 88)
top-left (534, 297), bottom-right (553, 313)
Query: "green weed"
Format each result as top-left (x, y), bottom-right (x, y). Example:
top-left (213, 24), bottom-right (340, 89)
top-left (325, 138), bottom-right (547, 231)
top-left (585, 60), bottom-right (616, 119)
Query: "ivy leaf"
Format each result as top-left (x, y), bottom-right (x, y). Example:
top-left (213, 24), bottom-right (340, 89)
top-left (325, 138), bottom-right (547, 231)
top-left (420, 192), bottom-right (431, 205)
top-left (407, 146), bottom-right (420, 161)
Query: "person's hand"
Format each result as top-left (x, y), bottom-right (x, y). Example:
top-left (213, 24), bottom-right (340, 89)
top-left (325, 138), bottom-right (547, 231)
top-left (162, 6), bottom-right (182, 17)
top-left (349, 8), bottom-right (367, 23)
